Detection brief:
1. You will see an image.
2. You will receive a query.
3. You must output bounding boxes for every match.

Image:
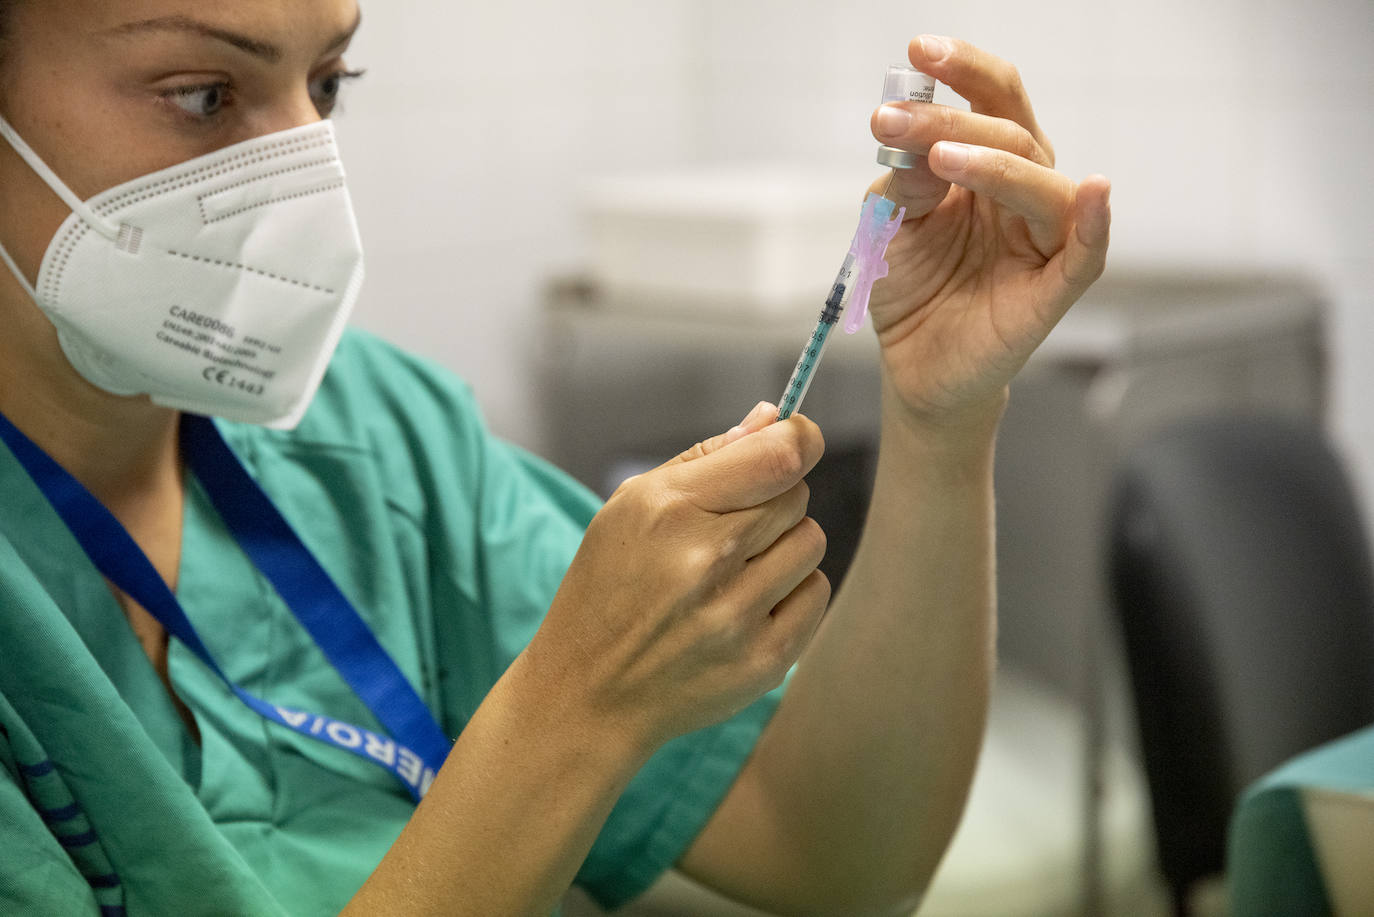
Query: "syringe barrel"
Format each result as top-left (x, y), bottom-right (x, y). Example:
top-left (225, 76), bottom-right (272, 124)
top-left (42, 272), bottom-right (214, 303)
top-left (821, 253), bottom-right (856, 324)
top-left (881, 65), bottom-right (936, 104)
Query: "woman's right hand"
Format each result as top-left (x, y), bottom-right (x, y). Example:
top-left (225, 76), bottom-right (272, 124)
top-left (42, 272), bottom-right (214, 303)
top-left (521, 403), bottom-right (830, 755)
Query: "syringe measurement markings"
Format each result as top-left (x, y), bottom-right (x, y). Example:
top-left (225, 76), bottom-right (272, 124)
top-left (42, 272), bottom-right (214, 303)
top-left (777, 320), bottom-right (836, 421)
top-left (776, 253), bottom-right (854, 421)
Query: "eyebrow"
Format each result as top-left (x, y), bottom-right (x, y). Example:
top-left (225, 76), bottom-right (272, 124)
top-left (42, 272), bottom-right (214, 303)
top-left (106, 12), bottom-right (362, 63)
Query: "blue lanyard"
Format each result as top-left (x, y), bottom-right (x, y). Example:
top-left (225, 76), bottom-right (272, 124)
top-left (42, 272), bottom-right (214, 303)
top-left (0, 411), bottom-right (451, 801)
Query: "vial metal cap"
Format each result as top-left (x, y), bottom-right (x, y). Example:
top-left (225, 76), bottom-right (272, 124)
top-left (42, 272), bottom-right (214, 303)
top-left (877, 145), bottom-right (921, 170)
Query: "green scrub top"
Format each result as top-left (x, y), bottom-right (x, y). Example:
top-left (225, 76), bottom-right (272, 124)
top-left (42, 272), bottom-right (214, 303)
top-left (0, 329), bottom-right (781, 916)
top-left (1227, 725), bottom-right (1374, 916)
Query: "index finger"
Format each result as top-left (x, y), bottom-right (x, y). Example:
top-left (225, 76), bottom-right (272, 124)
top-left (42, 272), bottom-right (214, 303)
top-left (664, 416), bottom-right (825, 514)
top-left (907, 35), bottom-right (1053, 164)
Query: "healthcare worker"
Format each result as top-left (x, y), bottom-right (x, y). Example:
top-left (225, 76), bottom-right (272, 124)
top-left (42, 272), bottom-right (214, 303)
top-left (0, 2), bottom-right (1111, 915)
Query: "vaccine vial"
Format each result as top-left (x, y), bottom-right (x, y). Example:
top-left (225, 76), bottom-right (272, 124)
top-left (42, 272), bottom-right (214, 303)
top-left (877, 64), bottom-right (936, 170)
top-left (881, 64), bottom-right (936, 104)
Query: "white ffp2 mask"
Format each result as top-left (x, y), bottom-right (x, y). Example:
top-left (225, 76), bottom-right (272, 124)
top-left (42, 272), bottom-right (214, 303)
top-left (0, 116), bottom-right (364, 429)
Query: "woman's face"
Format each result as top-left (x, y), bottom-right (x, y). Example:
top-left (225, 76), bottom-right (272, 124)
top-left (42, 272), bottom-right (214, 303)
top-left (0, 0), bottom-right (362, 287)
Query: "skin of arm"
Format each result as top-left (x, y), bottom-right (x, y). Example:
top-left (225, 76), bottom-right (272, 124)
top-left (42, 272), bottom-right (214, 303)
top-left (678, 35), bottom-right (1112, 917)
top-left (340, 654), bottom-right (652, 917)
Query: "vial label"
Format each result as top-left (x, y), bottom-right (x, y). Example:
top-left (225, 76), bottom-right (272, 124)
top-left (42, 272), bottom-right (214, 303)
top-left (882, 65), bottom-right (937, 105)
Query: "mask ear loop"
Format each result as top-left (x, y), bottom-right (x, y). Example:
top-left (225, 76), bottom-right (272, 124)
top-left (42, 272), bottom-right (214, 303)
top-left (0, 113), bottom-right (124, 301)
top-left (0, 232), bottom-right (37, 301)
top-left (0, 113), bottom-right (123, 239)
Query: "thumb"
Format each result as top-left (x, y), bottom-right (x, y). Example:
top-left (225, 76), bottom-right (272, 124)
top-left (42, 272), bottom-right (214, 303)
top-left (668, 402), bottom-right (777, 466)
top-left (1041, 174), bottom-right (1111, 306)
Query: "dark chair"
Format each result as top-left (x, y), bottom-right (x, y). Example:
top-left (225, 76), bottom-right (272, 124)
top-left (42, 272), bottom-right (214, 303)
top-left (1108, 414), bottom-right (1374, 915)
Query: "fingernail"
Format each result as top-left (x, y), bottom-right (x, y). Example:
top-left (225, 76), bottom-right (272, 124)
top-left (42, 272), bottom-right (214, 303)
top-left (875, 104), bottom-right (912, 139)
top-left (919, 35), bottom-right (952, 62)
top-left (938, 141), bottom-right (971, 171)
top-left (744, 401), bottom-right (775, 426)
top-left (726, 403), bottom-right (767, 443)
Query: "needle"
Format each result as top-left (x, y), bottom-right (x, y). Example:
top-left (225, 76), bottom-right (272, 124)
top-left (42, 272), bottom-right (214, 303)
top-left (880, 168), bottom-right (897, 199)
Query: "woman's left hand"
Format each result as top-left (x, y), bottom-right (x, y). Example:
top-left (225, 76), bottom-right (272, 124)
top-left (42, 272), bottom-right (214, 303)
top-left (865, 35), bottom-right (1111, 432)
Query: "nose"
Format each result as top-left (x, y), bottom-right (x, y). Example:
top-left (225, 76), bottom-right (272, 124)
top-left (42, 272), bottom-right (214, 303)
top-left (245, 90), bottom-right (327, 139)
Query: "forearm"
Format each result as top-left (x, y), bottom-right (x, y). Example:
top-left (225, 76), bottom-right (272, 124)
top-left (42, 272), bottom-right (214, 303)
top-left (797, 382), bottom-right (999, 893)
top-left (683, 378), bottom-right (1001, 915)
top-left (343, 651), bottom-right (650, 917)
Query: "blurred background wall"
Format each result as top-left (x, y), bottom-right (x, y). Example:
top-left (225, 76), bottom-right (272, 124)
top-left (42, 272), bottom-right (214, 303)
top-left (337, 0), bottom-right (1374, 530)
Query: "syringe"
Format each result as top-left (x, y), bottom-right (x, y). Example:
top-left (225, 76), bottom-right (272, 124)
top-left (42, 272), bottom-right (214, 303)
top-left (776, 255), bottom-right (855, 420)
top-left (775, 192), bottom-right (906, 421)
top-left (774, 64), bottom-right (933, 422)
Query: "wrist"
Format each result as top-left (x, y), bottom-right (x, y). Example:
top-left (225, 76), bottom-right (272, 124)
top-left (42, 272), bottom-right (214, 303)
top-left (503, 643), bottom-right (659, 779)
top-left (878, 374), bottom-right (1004, 477)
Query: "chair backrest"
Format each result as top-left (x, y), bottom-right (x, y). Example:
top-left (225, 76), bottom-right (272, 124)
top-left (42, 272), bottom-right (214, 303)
top-left (1108, 414), bottom-right (1374, 904)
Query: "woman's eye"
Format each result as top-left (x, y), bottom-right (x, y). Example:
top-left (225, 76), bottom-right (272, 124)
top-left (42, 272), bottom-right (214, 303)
top-left (166, 84), bottom-right (229, 119)
top-left (311, 69), bottom-right (365, 116)
top-left (167, 83), bottom-right (229, 117)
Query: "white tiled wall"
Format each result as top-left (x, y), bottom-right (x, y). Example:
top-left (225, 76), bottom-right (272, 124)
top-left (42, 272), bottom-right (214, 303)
top-left (338, 0), bottom-right (1374, 523)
